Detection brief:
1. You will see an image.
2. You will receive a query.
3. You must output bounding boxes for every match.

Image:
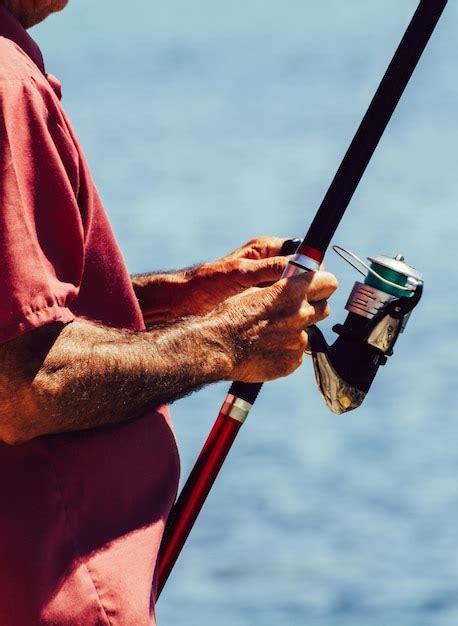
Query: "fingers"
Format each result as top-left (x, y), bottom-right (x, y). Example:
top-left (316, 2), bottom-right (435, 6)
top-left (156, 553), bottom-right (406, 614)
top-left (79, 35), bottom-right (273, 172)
top-left (277, 329), bottom-right (309, 351)
top-left (221, 272), bottom-right (332, 382)
top-left (307, 299), bottom-right (331, 323)
top-left (244, 236), bottom-right (291, 259)
top-left (227, 236), bottom-right (297, 261)
top-left (300, 271), bottom-right (338, 302)
top-left (247, 256), bottom-right (290, 284)
top-left (275, 270), bottom-right (337, 302)
top-left (268, 270), bottom-right (337, 306)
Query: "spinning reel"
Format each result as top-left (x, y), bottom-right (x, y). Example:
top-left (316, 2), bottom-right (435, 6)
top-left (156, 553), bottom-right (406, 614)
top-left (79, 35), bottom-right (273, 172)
top-left (307, 247), bottom-right (423, 414)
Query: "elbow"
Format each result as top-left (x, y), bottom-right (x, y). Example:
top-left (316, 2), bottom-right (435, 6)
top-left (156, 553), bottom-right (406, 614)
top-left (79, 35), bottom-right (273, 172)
top-left (0, 433), bottom-right (29, 446)
top-left (0, 421), bottom-right (33, 446)
top-left (0, 325), bottom-right (66, 444)
top-left (0, 390), bottom-right (46, 446)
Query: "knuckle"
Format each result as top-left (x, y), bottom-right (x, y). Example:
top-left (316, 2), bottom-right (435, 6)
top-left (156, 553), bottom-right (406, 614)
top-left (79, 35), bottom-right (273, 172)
top-left (299, 331), bottom-right (309, 349)
top-left (300, 303), bottom-right (312, 319)
top-left (269, 258), bottom-right (288, 274)
top-left (294, 305), bottom-right (312, 327)
top-left (270, 278), bottom-right (288, 297)
top-left (321, 302), bottom-right (331, 319)
top-left (290, 351), bottom-right (304, 372)
top-left (247, 236), bottom-right (269, 252)
top-left (224, 258), bottom-right (242, 275)
top-left (236, 259), bottom-right (251, 275)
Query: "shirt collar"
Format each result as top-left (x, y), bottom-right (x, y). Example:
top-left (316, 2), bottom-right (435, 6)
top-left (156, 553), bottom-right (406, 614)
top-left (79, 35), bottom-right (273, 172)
top-left (0, 5), bottom-right (46, 74)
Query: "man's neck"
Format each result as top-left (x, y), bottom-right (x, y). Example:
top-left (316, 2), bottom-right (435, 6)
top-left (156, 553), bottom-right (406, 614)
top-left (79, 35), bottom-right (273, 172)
top-left (0, 4), bottom-right (45, 72)
top-left (0, 1), bottom-right (28, 28)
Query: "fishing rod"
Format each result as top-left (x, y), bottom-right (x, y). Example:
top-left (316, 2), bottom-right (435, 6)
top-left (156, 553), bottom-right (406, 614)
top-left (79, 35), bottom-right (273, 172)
top-left (157, 0), bottom-right (447, 597)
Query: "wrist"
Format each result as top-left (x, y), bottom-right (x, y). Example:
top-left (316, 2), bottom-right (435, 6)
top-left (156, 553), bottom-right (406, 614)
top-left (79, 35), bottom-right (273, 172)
top-left (148, 311), bottom-right (235, 384)
top-left (203, 303), bottom-right (247, 382)
top-left (191, 312), bottom-right (235, 381)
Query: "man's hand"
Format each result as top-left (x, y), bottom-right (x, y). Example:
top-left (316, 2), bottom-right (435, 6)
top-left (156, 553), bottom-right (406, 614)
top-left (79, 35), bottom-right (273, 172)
top-left (132, 236), bottom-right (293, 324)
top-left (216, 270), bottom-right (338, 382)
top-left (188, 236), bottom-right (293, 312)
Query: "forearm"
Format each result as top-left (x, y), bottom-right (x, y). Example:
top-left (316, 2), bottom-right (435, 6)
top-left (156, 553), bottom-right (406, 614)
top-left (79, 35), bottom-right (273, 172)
top-left (0, 316), bottom-right (231, 443)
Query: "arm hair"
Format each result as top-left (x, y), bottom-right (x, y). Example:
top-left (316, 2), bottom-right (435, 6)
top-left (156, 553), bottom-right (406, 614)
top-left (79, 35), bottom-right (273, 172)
top-left (0, 316), bottom-right (232, 444)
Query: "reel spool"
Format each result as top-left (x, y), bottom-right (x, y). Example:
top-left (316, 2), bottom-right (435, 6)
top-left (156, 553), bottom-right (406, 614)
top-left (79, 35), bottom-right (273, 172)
top-left (307, 247), bottom-right (423, 414)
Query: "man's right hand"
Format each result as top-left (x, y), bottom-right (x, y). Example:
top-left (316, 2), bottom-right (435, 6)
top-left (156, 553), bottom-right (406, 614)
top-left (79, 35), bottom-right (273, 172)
top-left (215, 270), bottom-right (338, 382)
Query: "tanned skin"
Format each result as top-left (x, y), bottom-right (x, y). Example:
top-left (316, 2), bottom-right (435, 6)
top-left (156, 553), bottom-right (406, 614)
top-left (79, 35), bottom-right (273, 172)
top-left (0, 237), bottom-right (337, 444)
top-left (0, 0), bottom-right (68, 29)
top-left (0, 3), bottom-right (339, 445)
top-left (131, 237), bottom-right (306, 323)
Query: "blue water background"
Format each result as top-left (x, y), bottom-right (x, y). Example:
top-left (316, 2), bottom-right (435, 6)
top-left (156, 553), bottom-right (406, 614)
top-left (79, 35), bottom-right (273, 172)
top-left (36, 2), bottom-right (458, 624)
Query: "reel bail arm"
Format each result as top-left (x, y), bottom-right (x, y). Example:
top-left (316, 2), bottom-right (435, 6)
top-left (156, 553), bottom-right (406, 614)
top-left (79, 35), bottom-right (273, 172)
top-left (308, 251), bottom-right (424, 414)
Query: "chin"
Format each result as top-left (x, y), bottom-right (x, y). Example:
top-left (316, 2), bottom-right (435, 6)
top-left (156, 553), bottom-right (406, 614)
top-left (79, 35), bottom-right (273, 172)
top-left (54, 0), bottom-right (70, 10)
top-left (27, 0), bottom-right (69, 28)
top-left (46, 0), bottom-right (70, 15)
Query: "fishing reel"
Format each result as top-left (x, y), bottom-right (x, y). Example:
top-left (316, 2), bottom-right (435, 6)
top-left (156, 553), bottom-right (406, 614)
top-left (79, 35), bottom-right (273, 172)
top-left (307, 246), bottom-right (423, 414)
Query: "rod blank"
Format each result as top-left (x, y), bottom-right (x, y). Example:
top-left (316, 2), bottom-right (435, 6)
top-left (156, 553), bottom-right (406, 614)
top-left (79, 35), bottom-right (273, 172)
top-left (300, 0), bottom-right (448, 254)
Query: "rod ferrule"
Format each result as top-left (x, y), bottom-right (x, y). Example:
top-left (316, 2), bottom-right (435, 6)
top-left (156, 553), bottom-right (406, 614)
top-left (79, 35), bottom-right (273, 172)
top-left (221, 394), bottom-right (253, 423)
top-left (283, 254), bottom-right (320, 278)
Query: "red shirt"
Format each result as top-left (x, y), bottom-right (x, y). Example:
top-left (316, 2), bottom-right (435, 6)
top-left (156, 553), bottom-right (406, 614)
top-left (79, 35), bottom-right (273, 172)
top-left (0, 8), bottom-right (180, 625)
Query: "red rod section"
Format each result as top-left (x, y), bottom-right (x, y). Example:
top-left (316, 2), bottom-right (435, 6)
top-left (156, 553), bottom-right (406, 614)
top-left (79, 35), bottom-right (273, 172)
top-left (157, 412), bottom-right (243, 597)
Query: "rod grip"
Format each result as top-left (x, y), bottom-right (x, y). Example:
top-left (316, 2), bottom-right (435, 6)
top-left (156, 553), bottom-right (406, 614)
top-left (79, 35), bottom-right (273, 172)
top-left (280, 237), bottom-right (302, 256)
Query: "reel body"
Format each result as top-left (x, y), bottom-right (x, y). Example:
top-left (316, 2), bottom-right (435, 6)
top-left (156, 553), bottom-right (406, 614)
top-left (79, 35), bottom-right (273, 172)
top-left (308, 251), bottom-right (423, 414)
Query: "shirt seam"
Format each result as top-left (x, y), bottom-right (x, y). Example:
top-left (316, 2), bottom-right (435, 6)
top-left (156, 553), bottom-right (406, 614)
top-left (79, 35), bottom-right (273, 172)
top-left (0, 76), bottom-right (41, 86)
top-left (0, 76), bottom-right (74, 144)
top-left (0, 304), bottom-right (75, 343)
top-left (2, 302), bottom-right (71, 328)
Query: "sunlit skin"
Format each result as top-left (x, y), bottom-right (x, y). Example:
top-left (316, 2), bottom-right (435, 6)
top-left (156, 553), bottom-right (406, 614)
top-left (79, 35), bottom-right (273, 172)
top-left (0, 0), bottom-right (68, 28)
top-left (0, 0), bottom-right (339, 444)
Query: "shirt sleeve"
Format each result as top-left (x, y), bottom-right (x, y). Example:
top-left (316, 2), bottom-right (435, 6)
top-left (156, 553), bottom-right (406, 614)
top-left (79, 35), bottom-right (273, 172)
top-left (0, 78), bottom-right (84, 344)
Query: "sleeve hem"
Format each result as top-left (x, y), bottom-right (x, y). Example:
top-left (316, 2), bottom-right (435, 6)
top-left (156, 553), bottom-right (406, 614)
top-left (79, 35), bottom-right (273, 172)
top-left (0, 304), bottom-right (75, 345)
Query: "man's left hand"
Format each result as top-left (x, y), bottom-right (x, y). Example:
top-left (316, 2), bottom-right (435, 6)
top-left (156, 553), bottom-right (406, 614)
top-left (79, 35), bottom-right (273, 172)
top-left (187, 236), bottom-right (292, 314)
top-left (133, 236), bottom-right (295, 324)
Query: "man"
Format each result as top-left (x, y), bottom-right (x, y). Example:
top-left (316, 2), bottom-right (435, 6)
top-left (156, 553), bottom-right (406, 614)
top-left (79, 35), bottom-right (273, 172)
top-left (0, 1), bottom-right (338, 624)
